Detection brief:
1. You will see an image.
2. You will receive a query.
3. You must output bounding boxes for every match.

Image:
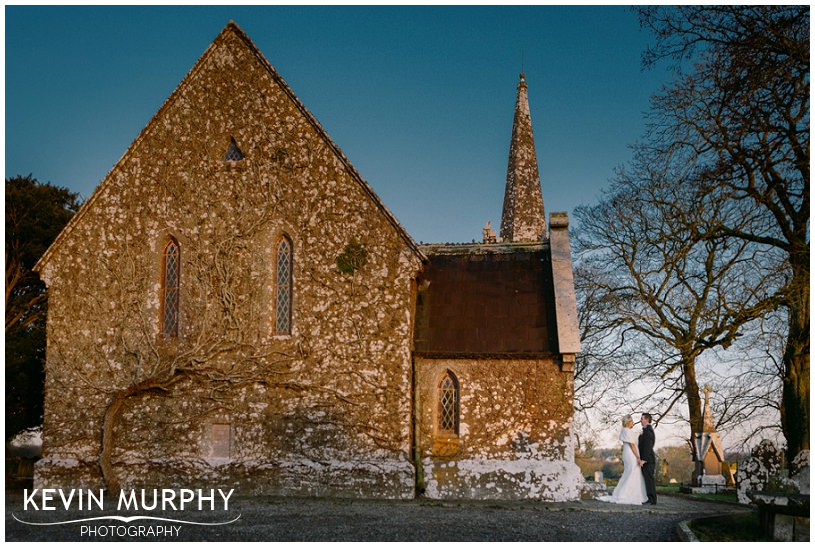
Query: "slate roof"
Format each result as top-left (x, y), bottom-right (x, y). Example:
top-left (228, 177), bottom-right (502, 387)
top-left (414, 243), bottom-right (559, 357)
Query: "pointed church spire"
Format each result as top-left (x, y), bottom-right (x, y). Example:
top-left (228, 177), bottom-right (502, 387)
top-left (500, 73), bottom-right (547, 242)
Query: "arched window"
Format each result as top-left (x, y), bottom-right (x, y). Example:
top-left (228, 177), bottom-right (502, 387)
top-left (274, 235), bottom-right (293, 335)
top-left (437, 371), bottom-right (460, 435)
top-left (161, 237), bottom-right (180, 338)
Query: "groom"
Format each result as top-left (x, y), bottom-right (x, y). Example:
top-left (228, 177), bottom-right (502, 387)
top-left (638, 413), bottom-right (657, 505)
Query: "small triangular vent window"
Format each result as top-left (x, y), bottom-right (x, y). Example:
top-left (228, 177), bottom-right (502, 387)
top-left (223, 138), bottom-right (245, 161)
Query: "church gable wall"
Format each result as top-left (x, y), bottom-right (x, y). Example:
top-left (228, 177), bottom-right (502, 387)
top-left (414, 357), bottom-right (581, 500)
top-left (35, 27), bottom-right (421, 498)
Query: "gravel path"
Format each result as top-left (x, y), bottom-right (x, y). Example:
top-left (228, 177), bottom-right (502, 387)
top-left (6, 491), bottom-right (746, 542)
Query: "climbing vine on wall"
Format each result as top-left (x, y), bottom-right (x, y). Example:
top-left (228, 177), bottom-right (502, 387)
top-left (336, 239), bottom-right (368, 275)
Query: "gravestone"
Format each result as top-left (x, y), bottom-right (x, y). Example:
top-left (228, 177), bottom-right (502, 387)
top-left (746, 449), bottom-right (810, 543)
top-left (723, 462), bottom-right (737, 487)
top-left (737, 439), bottom-right (783, 504)
top-left (790, 450), bottom-right (809, 495)
top-left (578, 472), bottom-right (607, 499)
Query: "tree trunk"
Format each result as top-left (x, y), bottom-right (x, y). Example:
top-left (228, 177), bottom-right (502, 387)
top-left (683, 359), bottom-right (703, 436)
top-left (780, 255), bottom-right (810, 467)
top-left (99, 378), bottom-right (171, 495)
top-left (683, 356), bottom-right (705, 485)
top-left (99, 392), bottom-right (128, 496)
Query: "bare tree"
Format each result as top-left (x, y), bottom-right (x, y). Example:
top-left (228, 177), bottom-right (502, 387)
top-left (574, 150), bottom-right (782, 443)
top-left (571, 263), bottom-right (651, 443)
top-left (573, 265), bottom-right (623, 413)
top-left (637, 5), bottom-right (809, 463)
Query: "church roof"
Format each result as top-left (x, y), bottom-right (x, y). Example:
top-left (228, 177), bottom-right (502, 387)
top-left (414, 209), bottom-right (581, 358)
top-left (413, 242), bottom-right (559, 357)
top-left (35, 21), bottom-right (424, 274)
top-left (500, 73), bottom-right (547, 243)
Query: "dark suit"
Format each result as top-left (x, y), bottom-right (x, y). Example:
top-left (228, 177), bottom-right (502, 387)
top-left (638, 424), bottom-right (657, 504)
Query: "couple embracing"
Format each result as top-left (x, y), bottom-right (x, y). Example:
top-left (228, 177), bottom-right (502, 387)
top-left (599, 413), bottom-right (658, 506)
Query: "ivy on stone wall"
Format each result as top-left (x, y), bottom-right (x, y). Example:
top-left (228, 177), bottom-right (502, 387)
top-left (337, 239), bottom-right (368, 275)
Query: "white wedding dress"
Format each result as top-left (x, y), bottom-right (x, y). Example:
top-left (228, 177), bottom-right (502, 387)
top-left (598, 427), bottom-right (648, 505)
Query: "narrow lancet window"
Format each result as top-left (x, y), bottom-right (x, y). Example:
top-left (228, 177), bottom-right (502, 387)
top-left (161, 238), bottom-right (180, 338)
top-left (274, 235), bottom-right (293, 335)
top-left (438, 371), bottom-right (460, 435)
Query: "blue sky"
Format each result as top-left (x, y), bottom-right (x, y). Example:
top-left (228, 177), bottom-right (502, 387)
top-left (6, 5), bottom-right (670, 244)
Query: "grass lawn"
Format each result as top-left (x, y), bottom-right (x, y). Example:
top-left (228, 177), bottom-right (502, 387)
top-left (688, 511), bottom-right (771, 541)
top-left (689, 491), bottom-right (739, 503)
top-left (656, 485), bottom-right (679, 494)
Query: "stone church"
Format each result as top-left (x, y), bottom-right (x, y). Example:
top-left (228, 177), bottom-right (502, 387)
top-left (34, 22), bottom-right (581, 500)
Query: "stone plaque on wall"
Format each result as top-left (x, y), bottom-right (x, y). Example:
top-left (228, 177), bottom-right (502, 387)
top-left (208, 423), bottom-right (231, 459)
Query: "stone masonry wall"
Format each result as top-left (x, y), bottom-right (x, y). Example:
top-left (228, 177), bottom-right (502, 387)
top-left (35, 25), bottom-right (422, 498)
top-left (414, 357), bottom-right (581, 500)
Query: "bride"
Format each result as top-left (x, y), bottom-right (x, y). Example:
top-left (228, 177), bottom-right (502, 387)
top-left (598, 415), bottom-right (648, 505)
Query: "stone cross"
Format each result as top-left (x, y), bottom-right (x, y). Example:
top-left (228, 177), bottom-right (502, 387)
top-left (701, 384), bottom-right (717, 434)
top-left (701, 384), bottom-right (714, 407)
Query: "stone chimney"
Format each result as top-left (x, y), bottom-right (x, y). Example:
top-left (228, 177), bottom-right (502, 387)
top-left (549, 212), bottom-right (580, 361)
